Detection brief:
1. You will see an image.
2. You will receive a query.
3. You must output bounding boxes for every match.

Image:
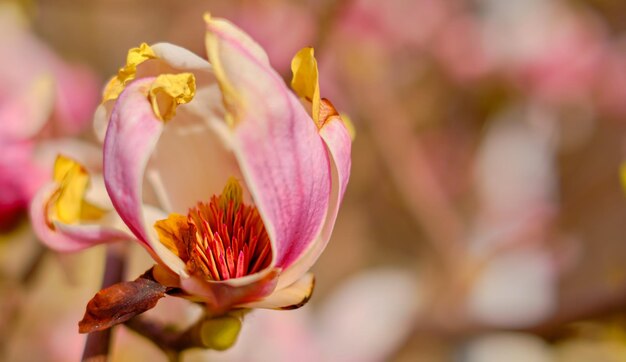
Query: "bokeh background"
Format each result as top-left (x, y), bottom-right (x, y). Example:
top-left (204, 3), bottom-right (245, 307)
top-left (2, 0), bottom-right (626, 361)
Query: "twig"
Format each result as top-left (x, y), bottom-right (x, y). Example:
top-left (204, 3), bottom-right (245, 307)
top-left (124, 316), bottom-right (206, 362)
top-left (81, 244), bottom-right (127, 362)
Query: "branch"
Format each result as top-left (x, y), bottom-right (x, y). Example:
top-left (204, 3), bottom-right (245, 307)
top-left (125, 311), bottom-right (244, 360)
top-left (81, 244), bottom-right (127, 362)
top-left (125, 316), bottom-right (204, 360)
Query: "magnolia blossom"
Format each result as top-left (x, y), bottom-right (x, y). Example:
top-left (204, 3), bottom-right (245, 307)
top-left (32, 15), bottom-right (351, 317)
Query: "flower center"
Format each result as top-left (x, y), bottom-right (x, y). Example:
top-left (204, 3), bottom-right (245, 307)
top-left (155, 177), bottom-right (272, 281)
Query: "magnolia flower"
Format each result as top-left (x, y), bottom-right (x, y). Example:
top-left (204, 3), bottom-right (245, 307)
top-left (0, 4), bottom-right (99, 230)
top-left (32, 15), bottom-right (351, 324)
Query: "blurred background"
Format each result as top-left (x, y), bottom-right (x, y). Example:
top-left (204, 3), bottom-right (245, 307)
top-left (2, 0), bottom-right (626, 361)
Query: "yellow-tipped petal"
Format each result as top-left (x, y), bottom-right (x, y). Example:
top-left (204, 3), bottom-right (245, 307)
top-left (339, 112), bottom-right (356, 141)
top-left (147, 72), bottom-right (196, 122)
top-left (291, 47), bottom-right (321, 127)
top-left (154, 213), bottom-right (189, 257)
top-left (51, 155), bottom-right (104, 224)
top-left (103, 43), bottom-right (157, 102)
top-left (204, 13), bottom-right (244, 127)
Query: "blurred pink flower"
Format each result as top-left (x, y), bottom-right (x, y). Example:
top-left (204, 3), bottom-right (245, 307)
top-left (340, 0), bottom-right (449, 50)
top-left (432, 13), bottom-right (493, 82)
top-left (480, 1), bottom-right (606, 105)
top-left (32, 16), bottom-right (352, 317)
top-left (0, 4), bottom-right (99, 229)
top-left (228, 1), bottom-right (316, 74)
top-left (596, 41), bottom-right (626, 119)
top-left (210, 269), bottom-right (418, 362)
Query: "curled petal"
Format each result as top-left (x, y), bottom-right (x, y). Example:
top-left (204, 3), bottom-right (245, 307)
top-left (205, 16), bottom-right (331, 271)
top-left (103, 78), bottom-right (186, 274)
top-left (147, 72), bottom-right (196, 121)
top-left (30, 182), bottom-right (131, 252)
top-left (180, 268), bottom-right (280, 315)
top-left (94, 42), bottom-right (212, 142)
top-left (150, 42), bottom-right (214, 71)
top-left (291, 47), bottom-right (321, 127)
top-left (239, 273), bottom-right (315, 310)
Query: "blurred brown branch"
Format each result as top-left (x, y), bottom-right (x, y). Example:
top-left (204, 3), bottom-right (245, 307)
top-left (81, 244), bottom-right (127, 362)
top-left (124, 316), bottom-right (206, 362)
top-left (0, 243), bottom-right (47, 359)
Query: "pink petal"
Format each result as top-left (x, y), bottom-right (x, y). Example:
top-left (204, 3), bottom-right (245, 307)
top-left (207, 18), bottom-right (332, 270)
top-left (180, 268), bottom-right (280, 315)
top-left (103, 78), bottom-right (186, 273)
top-left (29, 183), bottom-right (131, 252)
top-left (146, 83), bottom-right (242, 213)
top-left (94, 42), bottom-right (212, 143)
top-left (277, 117), bottom-right (352, 289)
top-left (238, 273), bottom-right (315, 310)
top-left (150, 42), bottom-right (213, 71)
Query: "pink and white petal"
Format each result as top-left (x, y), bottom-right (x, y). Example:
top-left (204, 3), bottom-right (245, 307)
top-left (134, 43), bottom-right (214, 87)
top-left (30, 183), bottom-right (131, 252)
top-left (147, 84), bottom-right (242, 213)
top-left (180, 268), bottom-right (280, 315)
top-left (103, 78), bottom-right (185, 274)
top-left (205, 17), bottom-right (271, 67)
top-left (93, 103), bottom-right (113, 143)
top-left (277, 117), bottom-right (352, 289)
top-left (33, 138), bottom-right (103, 174)
top-left (150, 43), bottom-right (212, 71)
top-left (238, 273), bottom-right (314, 310)
top-left (94, 43), bottom-right (213, 143)
top-left (206, 18), bottom-right (331, 270)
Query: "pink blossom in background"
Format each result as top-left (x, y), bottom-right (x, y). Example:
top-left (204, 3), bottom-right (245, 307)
top-left (0, 4), bottom-right (99, 230)
top-left (339, 0), bottom-right (449, 50)
top-left (479, 0), bottom-right (607, 106)
top-left (597, 42), bottom-right (626, 120)
top-left (514, 15), bottom-right (606, 107)
top-left (228, 1), bottom-right (316, 74)
top-left (432, 13), bottom-right (493, 83)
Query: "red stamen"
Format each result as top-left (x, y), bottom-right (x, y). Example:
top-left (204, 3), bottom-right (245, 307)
top-left (161, 185), bottom-right (273, 281)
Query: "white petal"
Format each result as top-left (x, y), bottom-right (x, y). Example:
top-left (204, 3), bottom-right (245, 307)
top-left (238, 273), bottom-right (314, 310)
